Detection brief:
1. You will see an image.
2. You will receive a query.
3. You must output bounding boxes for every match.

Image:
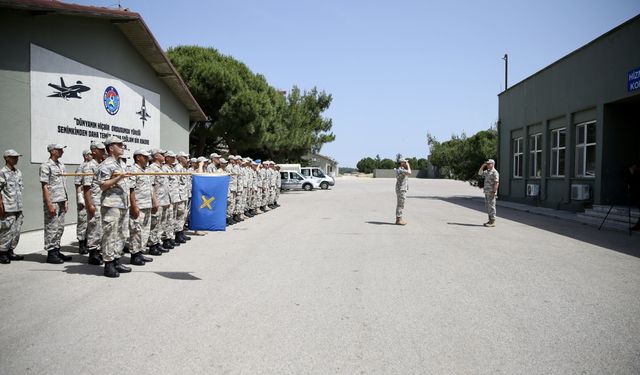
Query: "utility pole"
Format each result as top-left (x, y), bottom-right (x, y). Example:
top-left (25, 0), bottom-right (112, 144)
top-left (502, 54), bottom-right (508, 91)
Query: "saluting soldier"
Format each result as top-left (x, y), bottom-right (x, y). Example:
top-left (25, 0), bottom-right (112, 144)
top-left (75, 149), bottom-right (92, 254)
top-left (97, 136), bottom-right (132, 278)
top-left (83, 142), bottom-right (107, 265)
top-left (395, 158), bottom-right (411, 226)
top-left (40, 143), bottom-right (72, 264)
top-left (147, 149), bottom-right (171, 252)
top-left (478, 159), bottom-right (499, 227)
top-left (128, 149), bottom-right (157, 263)
top-left (0, 150), bottom-right (25, 264)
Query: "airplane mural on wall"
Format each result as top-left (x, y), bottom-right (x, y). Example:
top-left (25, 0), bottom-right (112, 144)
top-left (48, 77), bottom-right (90, 99)
top-left (136, 96), bottom-right (151, 127)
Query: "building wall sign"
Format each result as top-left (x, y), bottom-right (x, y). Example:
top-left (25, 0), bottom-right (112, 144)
top-left (30, 44), bottom-right (161, 164)
top-left (629, 67), bottom-right (640, 92)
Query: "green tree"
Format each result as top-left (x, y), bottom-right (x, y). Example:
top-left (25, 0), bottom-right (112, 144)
top-left (379, 158), bottom-right (396, 169)
top-left (356, 157), bottom-right (377, 173)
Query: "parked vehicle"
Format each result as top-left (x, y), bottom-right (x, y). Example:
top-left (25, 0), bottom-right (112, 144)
top-left (279, 171), bottom-right (319, 191)
top-left (300, 167), bottom-right (335, 190)
top-left (278, 164), bottom-right (301, 174)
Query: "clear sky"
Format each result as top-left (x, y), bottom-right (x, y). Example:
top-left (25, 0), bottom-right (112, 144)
top-left (73, 0), bottom-right (640, 167)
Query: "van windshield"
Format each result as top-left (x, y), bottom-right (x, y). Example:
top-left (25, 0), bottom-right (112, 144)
top-left (312, 169), bottom-right (325, 178)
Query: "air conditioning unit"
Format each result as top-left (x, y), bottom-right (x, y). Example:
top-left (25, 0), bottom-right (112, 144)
top-left (526, 184), bottom-right (540, 197)
top-left (571, 184), bottom-right (590, 201)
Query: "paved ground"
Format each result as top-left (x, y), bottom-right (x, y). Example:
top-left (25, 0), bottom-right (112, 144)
top-left (1, 177), bottom-right (639, 374)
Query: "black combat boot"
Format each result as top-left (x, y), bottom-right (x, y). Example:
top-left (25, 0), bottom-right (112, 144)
top-left (79, 240), bottom-right (88, 255)
top-left (0, 251), bottom-right (11, 264)
top-left (56, 248), bottom-right (72, 262)
top-left (156, 243), bottom-right (170, 253)
top-left (88, 250), bottom-right (103, 265)
top-left (234, 214), bottom-right (243, 222)
top-left (176, 231), bottom-right (186, 244)
top-left (140, 253), bottom-right (153, 262)
top-left (148, 245), bottom-right (162, 256)
top-left (113, 258), bottom-right (131, 273)
top-left (104, 261), bottom-right (119, 278)
top-left (122, 245), bottom-right (130, 253)
top-left (274, 202), bottom-right (280, 207)
top-left (162, 240), bottom-right (174, 250)
top-left (46, 250), bottom-right (64, 264)
top-left (130, 252), bottom-right (146, 266)
top-left (7, 249), bottom-right (24, 261)
top-left (183, 232), bottom-right (191, 241)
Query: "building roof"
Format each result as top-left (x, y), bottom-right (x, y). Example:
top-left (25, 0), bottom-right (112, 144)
top-left (0, 0), bottom-right (207, 122)
top-left (499, 13), bottom-right (640, 97)
top-left (303, 153), bottom-right (338, 165)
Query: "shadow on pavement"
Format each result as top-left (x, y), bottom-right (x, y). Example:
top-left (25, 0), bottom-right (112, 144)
top-left (447, 222), bottom-right (485, 227)
top-left (366, 221), bottom-right (396, 226)
top-left (409, 195), bottom-right (640, 258)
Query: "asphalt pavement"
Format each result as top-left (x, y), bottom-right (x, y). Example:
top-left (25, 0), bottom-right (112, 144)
top-left (1, 177), bottom-right (639, 374)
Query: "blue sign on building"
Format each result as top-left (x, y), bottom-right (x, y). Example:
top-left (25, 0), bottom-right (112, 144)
top-left (629, 68), bottom-right (640, 92)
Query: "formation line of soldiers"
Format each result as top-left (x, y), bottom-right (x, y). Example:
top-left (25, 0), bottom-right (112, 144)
top-left (0, 140), bottom-right (282, 278)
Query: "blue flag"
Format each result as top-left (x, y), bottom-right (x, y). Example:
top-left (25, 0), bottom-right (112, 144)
top-left (189, 174), bottom-right (229, 231)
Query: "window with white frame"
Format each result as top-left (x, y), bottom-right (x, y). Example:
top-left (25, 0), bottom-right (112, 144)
top-left (529, 133), bottom-right (542, 178)
top-left (576, 121), bottom-right (596, 177)
top-left (550, 128), bottom-right (566, 177)
top-left (513, 138), bottom-right (523, 178)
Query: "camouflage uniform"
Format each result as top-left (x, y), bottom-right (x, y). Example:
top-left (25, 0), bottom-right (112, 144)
top-left (129, 163), bottom-right (153, 254)
top-left (0, 166), bottom-right (24, 252)
top-left (97, 156), bottom-right (129, 263)
top-left (206, 164), bottom-right (217, 173)
top-left (235, 164), bottom-right (245, 215)
top-left (173, 163), bottom-right (189, 233)
top-left (165, 163), bottom-right (179, 240)
top-left (481, 168), bottom-right (500, 221)
top-left (268, 167), bottom-right (277, 205)
top-left (74, 162), bottom-right (88, 242)
top-left (83, 159), bottom-right (102, 251)
top-left (275, 169), bottom-right (281, 203)
top-left (147, 162), bottom-right (170, 246)
top-left (40, 158), bottom-right (68, 251)
top-left (227, 163), bottom-right (238, 219)
top-left (395, 167), bottom-right (409, 218)
top-left (259, 167), bottom-right (269, 209)
top-left (186, 166), bottom-right (194, 221)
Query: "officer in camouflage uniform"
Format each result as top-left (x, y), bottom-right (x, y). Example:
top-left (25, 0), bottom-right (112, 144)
top-left (227, 156), bottom-right (240, 224)
top-left (147, 149), bottom-right (171, 252)
top-left (395, 159), bottom-right (411, 225)
top-left (274, 164), bottom-right (281, 208)
top-left (259, 161), bottom-right (270, 212)
top-left (173, 151), bottom-right (190, 243)
top-left (128, 149), bottom-right (157, 263)
top-left (234, 155), bottom-right (246, 222)
top-left (75, 149), bottom-right (92, 254)
top-left (0, 150), bottom-right (25, 264)
top-left (163, 151), bottom-right (180, 247)
top-left (97, 136), bottom-right (132, 278)
top-left (478, 159), bottom-right (500, 227)
top-left (83, 142), bottom-right (107, 265)
top-left (268, 161), bottom-right (277, 208)
top-left (206, 153), bottom-right (220, 173)
top-left (250, 160), bottom-right (261, 215)
top-left (40, 143), bottom-right (72, 264)
top-left (219, 158), bottom-right (234, 225)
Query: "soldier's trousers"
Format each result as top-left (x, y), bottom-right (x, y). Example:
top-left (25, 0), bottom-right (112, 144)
top-left (268, 187), bottom-right (276, 204)
top-left (163, 203), bottom-right (176, 240)
top-left (235, 189), bottom-right (244, 214)
top-left (227, 191), bottom-right (236, 218)
top-left (43, 201), bottom-right (66, 251)
top-left (86, 206), bottom-right (102, 251)
top-left (174, 201), bottom-right (187, 232)
top-left (484, 193), bottom-right (497, 220)
top-left (261, 189), bottom-right (268, 207)
top-left (396, 190), bottom-right (406, 218)
top-left (100, 206), bottom-right (128, 263)
top-left (275, 185), bottom-right (280, 202)
top-left (129, 208), bottom-right (151, 254)
top-left (0, 211), bottom-right (23, 251)
top-left (148, 205), bottom-right (168, 246)
top-left (76, 204), bottom-right (87, 241)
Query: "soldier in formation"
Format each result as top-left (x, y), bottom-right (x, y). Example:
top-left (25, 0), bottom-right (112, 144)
top-left (75, 149), bottom-right (92, 254)
top-left (0, 150), bottom-right (24, 264)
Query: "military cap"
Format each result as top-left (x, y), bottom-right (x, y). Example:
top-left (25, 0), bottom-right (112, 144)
top-left (209, 153), bottom-right (221, 159)
top-left (255, 159), bottom-right (262, 164)
top-left (150, 148), bottom-right (166, 155)
top-left (82, 149), bottom-right (92, 156)
top-left (133, 149), bottom-right (151, 157)
top-left (196, 156), bottom-right (207, 163)
top-left (399, 158), bottom-right (408, 163)
top-left (3, 149), bottom-right (22, 157)
top-left (190, 158), bottom-right (197, 163)
top-left (177, 151), bottom-right (189, 158)
top-left (486, 159), bottom-right (495, 164)
top-left (219, 158), bottom-right (228, 164)
top-left (90, 142), bottom-right (106, 150)
top-left (103, 136), bottom-right (124, 145)
top-left (165, 151), bottom-right (176, 158)
top-left (47, 143), bottom-right (67, 151)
